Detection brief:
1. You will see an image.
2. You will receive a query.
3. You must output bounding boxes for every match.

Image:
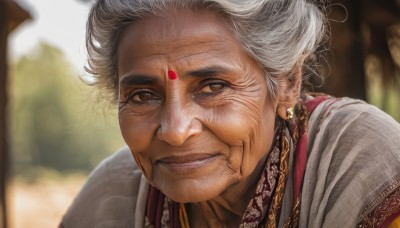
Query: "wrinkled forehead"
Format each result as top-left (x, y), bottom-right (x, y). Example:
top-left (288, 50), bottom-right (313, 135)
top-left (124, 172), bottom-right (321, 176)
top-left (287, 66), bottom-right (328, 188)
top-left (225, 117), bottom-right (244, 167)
top-left (116, 9), bottom-right (252, 75)
top-left (117, 9), bottom-right (236, 54)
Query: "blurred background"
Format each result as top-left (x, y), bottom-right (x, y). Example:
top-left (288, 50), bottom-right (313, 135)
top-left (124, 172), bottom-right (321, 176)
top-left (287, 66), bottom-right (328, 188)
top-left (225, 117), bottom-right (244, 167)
top-left (2, 0), bottom-right (125, 227)
top-left (0, 0), bottom-right (399, 227)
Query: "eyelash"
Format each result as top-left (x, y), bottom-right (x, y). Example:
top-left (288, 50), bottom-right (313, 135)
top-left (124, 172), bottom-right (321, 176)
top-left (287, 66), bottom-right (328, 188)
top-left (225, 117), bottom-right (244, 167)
top-left (128, 90), bottom-right (160, 104)
top-left (118, 90), bottom-right (160, 109)
top-left (120, 80), bottom-right (229, 107)
top-left (196, 81), bottom-right (228, 97)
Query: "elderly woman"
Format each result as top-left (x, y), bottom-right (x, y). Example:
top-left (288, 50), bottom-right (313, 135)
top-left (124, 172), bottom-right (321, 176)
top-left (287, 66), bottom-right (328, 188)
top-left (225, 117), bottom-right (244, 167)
top-left (61, 0), bottom-right (400, 227)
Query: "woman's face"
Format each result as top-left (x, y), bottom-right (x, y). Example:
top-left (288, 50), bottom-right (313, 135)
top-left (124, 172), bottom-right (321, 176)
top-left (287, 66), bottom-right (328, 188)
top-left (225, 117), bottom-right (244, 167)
top-left (117, 10), bottom-right (279, 203)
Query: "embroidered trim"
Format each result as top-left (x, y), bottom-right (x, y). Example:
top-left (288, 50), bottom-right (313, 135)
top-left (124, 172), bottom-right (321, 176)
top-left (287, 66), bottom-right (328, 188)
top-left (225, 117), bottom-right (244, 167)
top-left (358, 185), bottom-right (400, 228)
top-left (239, 126), bottom-right (282, 228)
top-left (359, 174), bottom-right (400, 219)
top-left (283, 196), bottom-right (301, 228)
top-left (266, 132), bottom-right (291, 228)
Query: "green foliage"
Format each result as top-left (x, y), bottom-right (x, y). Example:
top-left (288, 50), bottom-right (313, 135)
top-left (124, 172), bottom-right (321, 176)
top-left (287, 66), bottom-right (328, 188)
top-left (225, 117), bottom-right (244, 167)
top-left (365, 55), bottom-right (400, 122)
top-left (9, 42), bottom-right (125, 179)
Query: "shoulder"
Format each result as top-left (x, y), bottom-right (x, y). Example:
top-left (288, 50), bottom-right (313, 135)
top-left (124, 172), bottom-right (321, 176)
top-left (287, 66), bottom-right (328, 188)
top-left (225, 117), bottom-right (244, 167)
top-left (60, 147), bottom-right (148, 227)
top-left (308, 97), bottom-right (400, 156)
top-left (301, 97), bottom-right (400, 227)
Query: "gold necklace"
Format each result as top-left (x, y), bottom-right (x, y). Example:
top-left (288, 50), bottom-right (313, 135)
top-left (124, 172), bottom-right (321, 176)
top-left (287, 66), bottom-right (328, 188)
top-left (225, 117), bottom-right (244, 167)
top-left (179, 203), bottom-right (190, 228)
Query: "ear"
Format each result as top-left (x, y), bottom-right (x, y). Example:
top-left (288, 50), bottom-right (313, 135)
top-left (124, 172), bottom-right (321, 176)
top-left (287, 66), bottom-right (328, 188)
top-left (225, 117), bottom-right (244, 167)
top-left (276, 63), bottom-right (302, 120)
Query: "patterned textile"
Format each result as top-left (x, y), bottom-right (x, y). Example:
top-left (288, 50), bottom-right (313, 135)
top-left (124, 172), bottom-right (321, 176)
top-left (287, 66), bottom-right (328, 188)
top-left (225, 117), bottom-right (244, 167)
top-left (145, 187), bottom-right (180, 228)
top-left (60, 96), bottom-right (400, 228)
top-left (239, 127), bottom-right (282, 228)
top-left (358, 182), bottom-right (400, 228)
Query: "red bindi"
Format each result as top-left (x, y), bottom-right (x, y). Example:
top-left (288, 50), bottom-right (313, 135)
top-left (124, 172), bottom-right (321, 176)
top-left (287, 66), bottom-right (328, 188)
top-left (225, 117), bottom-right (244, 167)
top-left (167, 70), bottom-right (178, 80)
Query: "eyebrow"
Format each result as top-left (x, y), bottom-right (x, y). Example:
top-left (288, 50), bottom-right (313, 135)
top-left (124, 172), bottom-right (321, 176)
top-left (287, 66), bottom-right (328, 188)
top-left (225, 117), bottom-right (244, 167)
top-left (119, 74), bottom-right (159, 88)
top-left (119, 65), bottom-right (231, 87)
top-left (186, 66), bottom-right (229, 78)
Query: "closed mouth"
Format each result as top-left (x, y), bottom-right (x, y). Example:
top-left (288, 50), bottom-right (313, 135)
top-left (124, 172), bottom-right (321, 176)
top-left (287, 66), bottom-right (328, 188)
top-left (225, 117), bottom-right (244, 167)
top-left (157, 153), bottom-right (220, 171)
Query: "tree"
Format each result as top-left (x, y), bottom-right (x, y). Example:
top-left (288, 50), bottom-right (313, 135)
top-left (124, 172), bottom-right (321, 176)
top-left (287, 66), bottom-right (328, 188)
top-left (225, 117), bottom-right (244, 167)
top-left (9, 42), bottom-right (124, 178)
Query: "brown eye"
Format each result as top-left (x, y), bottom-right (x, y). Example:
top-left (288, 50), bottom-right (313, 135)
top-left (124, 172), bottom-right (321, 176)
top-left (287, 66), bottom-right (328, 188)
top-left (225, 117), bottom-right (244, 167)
top-left (199, 83), bottom-right (225, 94)
top-left (131, 91), bottom-right (160, 103)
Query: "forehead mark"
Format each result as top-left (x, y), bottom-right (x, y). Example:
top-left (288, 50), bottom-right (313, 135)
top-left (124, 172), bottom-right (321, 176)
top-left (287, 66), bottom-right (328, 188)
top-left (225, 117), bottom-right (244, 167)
top-left (167, 70), bottom-right (178, 80)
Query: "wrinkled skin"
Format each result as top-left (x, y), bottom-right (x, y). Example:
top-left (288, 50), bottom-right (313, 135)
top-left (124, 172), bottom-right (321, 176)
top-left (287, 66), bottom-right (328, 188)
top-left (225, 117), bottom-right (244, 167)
top-left (117, 9), bottom-right (298, 227)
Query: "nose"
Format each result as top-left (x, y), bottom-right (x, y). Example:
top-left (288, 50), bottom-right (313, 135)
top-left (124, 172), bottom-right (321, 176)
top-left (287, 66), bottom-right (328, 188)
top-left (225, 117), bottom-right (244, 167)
top-left (157, 100), bottom-right (202, 146)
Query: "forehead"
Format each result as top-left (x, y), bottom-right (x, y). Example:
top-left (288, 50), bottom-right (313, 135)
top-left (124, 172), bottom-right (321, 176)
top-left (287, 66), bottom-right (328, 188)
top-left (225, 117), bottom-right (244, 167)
top-left (123, 9), bottom-right (232, 45)
top-left (116, 9), bottom-right (251, 73)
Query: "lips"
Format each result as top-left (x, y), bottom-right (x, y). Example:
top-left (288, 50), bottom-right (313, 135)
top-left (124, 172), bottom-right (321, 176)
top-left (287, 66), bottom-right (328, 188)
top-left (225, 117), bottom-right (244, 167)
top-left (157, 153), bottom-right (220, 172)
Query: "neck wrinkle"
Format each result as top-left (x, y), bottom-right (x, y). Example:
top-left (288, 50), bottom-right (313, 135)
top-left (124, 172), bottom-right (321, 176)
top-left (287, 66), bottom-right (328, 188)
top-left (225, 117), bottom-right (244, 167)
top-left (189, 150), bottom-right (270, 227)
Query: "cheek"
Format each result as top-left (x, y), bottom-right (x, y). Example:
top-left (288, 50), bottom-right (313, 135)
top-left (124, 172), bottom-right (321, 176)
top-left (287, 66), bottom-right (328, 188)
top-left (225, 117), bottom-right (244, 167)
top-left (119, 110), bottom-right (158, 178)
top-left (119, 112), bottom-right (144, 149)
top-left (206, 95), bottom-right (277, 174)
top-left (209, 95), bottom-right (275, 145)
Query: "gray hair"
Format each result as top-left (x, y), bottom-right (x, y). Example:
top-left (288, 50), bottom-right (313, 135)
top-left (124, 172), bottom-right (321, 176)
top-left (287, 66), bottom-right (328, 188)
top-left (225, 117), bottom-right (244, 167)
top-left (85, 0), bottom-right (326, 102)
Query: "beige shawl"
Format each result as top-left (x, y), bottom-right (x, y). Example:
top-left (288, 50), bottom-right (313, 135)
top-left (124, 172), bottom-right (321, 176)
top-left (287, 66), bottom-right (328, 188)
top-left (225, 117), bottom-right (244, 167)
top-left (61, 97), bottom-right (400, 227)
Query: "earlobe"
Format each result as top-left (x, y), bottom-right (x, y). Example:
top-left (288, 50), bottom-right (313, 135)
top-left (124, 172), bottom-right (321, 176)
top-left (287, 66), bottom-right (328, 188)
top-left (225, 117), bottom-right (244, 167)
top-left (276, 103), bottom-right (294, 120)
top-left (275, 62), bottom-right (302, 120)
top-left (276, 104), bottom-right (288, 120)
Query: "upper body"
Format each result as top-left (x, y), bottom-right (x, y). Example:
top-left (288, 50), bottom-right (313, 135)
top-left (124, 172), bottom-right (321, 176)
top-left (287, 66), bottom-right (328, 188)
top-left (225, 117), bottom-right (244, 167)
top-left (61, 0), bottom-right (400, 227)
top-left (61, 97), bottom-right (400, 227)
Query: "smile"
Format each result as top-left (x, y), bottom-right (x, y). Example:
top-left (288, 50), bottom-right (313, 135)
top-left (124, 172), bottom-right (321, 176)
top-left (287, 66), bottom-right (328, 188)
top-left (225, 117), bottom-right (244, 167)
top-left (157, 153), bottom-right (220, 172)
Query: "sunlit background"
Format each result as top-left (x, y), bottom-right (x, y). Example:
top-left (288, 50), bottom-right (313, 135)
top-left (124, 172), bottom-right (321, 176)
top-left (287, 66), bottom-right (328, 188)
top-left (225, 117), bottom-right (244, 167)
top-left (7, 0), bottom-right (125, 227)
top-left (3, 0), bottom-right (400, 227)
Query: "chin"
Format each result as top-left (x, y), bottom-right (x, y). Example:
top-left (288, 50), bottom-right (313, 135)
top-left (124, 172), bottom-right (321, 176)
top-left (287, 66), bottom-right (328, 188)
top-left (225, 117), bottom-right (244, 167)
top-left (163, 185), bottom-right (220, 203)
top-left (155, 177), bottom-right (237, 203)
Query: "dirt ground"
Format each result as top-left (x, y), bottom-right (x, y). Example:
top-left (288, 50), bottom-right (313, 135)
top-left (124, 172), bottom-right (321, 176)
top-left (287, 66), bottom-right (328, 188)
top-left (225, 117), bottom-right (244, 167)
top-left (7, 176), bottom-right (86, 228)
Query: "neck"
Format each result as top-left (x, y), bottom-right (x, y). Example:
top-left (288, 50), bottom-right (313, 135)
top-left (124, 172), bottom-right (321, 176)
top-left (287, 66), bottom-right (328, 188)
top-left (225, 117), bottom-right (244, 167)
top-left (189, 154), bottom-right (268, 227)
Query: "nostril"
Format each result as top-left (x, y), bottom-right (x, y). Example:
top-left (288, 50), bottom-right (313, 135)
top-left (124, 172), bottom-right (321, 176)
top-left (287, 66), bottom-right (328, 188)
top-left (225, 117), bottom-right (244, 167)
top-left (156, 119), bottom-right (202, 146)
top-left (156, 126), bottom-right (163, 140)
top-left (156, 125), bottom-right (187, 146)
top-left (157, 125), bottom-right (166, 139)
top-left (158, 103), bottom-right (202, 145)
top-left (188, 119), bottom-right (202, 136)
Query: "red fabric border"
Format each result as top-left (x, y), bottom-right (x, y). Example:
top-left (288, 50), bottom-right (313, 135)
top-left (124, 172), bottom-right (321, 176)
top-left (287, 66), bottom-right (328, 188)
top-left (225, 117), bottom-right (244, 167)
top-left (359, 185), bottom-right (400, 228)
top-left (292, 96), bottom-right (330, 201)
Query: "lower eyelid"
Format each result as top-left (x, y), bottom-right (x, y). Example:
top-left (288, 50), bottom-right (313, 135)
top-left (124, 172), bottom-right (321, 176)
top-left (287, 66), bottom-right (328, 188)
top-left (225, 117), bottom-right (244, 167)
top-left (196, 88), bottom-right (226, 99)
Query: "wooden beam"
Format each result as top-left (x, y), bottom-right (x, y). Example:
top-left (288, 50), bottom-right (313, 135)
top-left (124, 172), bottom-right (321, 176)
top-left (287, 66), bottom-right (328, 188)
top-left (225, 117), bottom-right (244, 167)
top-left (7, 1), bottom-right (31, 33)
top-left (0, 1), bottom-right (9, 227)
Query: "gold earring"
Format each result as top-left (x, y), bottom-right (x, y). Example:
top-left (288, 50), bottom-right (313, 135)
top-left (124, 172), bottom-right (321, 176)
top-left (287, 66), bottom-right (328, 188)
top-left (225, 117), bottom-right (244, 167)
top-left (286, 107), bottom-right (294, 120)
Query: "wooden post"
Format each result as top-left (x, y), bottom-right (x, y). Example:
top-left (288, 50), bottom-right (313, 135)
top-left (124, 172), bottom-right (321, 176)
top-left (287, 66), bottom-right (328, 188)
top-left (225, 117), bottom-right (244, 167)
top-left (318, 0), bottom-right (367, 100)
top-left (0, 1), bottom-right (9, 227)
